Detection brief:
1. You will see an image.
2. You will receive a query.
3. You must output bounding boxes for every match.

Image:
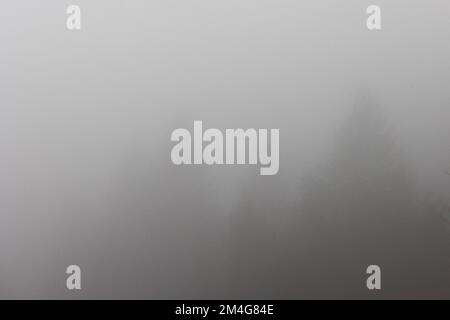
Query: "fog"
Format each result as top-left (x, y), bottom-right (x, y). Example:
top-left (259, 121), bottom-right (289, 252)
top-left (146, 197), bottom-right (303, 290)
top-left (1, 0), bottom-right (450, 298)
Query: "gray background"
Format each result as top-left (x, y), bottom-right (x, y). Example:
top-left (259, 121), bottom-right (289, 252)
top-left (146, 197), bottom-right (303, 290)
top-left (1, 0), bottom-right (450, 298)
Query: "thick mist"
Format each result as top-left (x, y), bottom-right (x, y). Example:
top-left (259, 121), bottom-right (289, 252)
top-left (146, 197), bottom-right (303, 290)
top-left (1, 1), bottom-right (450, 298)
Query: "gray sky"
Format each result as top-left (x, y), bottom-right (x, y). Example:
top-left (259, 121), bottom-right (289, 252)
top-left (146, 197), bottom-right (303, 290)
top-left (1, 0), bottom-right (450, 298)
